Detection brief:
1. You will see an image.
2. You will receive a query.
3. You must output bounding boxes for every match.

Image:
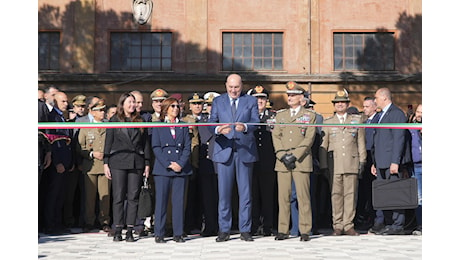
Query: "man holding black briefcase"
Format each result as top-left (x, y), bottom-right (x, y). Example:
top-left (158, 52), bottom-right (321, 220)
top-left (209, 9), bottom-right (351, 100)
top-left (371, 88), bottom-right (412, 235)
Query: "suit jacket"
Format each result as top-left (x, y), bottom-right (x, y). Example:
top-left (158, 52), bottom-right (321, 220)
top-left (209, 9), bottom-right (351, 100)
top-left (372, 103), bottom-right (408, 169)
top-left (198, 113), bottom-right (218, 174)
top-left (181, 114), bottom-right (200, 169)
top-left (151, 122), bottom-right (192, 176)
top-left (254, 109), bottom-right (276, 173)
top-left (272, 107), bottom-right (317, 172)
top-left (208, 93), bottom-right (259, 163)
top-left (319, 113), bottom-right (366, 174)
top-left (78, 126), bottom-right (107, 174)
top-left (103, 116), bottom-right (151, 170)
top-left (47, 107), bottom-right (74, 169)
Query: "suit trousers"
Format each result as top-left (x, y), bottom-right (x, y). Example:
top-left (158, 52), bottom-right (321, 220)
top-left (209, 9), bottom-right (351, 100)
top-left (331, 173), bottom-right (358, 231)
top-left (111, 168), bottom-right (142, 226)
top-left (63, 168), bottom-right (81, 227)
top-left (198, 170), bottom-right (219, 234)
top-left (84, 173), bottom-right (111, 226)
top-left (43, 167), bottom-right (67, 229)
top-left (277, 170), bottom-right (312, 235)
top-left (376, 168), bottom-right (405, 230)
top-left (154, 175), bottom-right (187, 237)
top-left (216, 151), bottom-right (253, 233)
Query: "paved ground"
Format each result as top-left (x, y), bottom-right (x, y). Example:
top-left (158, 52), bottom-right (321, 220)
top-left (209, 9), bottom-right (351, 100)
top-left (38, 229), bottom-right (422, 259)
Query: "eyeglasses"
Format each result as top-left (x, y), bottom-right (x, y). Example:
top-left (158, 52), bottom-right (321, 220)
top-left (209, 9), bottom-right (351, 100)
top-left (170, 104), bottom-right (180, 108)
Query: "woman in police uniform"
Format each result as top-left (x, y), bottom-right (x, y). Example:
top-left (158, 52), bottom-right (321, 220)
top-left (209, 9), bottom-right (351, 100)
top-left (151, 97), bottom-right (192, 243)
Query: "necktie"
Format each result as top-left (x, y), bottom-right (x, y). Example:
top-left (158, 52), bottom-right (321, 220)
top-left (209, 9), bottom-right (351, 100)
top-left (231, 98), bottom-right (237, 118)
top-left (291, 110), bottom-right (296, 118)
top-left (339, 116), bottom-right (344, 124)
top-left (366, 118), bottom-right (371, 124)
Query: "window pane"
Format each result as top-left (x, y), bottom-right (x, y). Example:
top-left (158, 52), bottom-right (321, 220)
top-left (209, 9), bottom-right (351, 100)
top-left (142, 46), bottom-right (151, 56)
top-left (344, 34), bottom-right (353, 45)
top-left (162, 58), bottom-right (171, 70)
top-left (131, 46), bottom-right (141, 57)
top-left (243, 34), bottom-right (252, 45)
top-left (152, 46), bottom-right (161, 57)
top-left (254, 33), bottom-right (262, 45)
top-left (274, 33), bottom-right (283, 45)
top-left (243, 46), bottom-right (252, 57)
top-left (234, 46), bottom-right (243, 57)
top-left (263, 34), bottom-right (272, 45)
top-left (334, 58), bottom-right (343, 70)
top-left (254, 46), bottom-right (262, 57)
top-left (38, 32), bottom-right (60, 70)
top-left (274, 46), bottom-right (282, 57)
top-left (162, 33), bottom-right (172, 45)
top-left (263, 58), bottom-right (272, 69)
top-left (221, 32), bottom-right (282, 71)
top-left (223, 33), bottom-right (232, 45)
top-left (263, 46), bottom-right (272, 57)
top-left (254, 58), bottom-right (262, 69)
top-left (142, 58), bottom-right (152, 70)
top-left (223, 57), bottom-right (232, 70)
top-left (151, 58), bottom-right (161, 70)
top-left (274, 59), bottom-right (283, 70)
top-left (234, 33), bottom-right (243, 45)
top-left (162, 47), bottom-right (171, 57)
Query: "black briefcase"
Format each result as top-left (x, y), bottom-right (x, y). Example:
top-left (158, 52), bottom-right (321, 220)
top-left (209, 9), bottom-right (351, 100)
top-left (372, 178), bottom-right (418, 210)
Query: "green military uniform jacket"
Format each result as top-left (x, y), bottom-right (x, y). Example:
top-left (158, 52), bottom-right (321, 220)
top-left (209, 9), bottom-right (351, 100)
top-left (181, 114), bottom-right (200, 169)
top-left (319, 114), bottom-right (366, 174)
top-left (77, 127), bottom-right (106, 174)
top-left (272, 107), bottom-right (317, 172)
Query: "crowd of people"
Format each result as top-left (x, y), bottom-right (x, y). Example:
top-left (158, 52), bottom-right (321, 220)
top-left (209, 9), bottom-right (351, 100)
top-left (38, 73), bottom-right (422, 243)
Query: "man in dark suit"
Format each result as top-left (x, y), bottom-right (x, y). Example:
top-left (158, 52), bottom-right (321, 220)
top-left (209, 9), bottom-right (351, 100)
top-left (43, 91), bottom-right (74, 235)
top-left (371, 88), bottom-right (408, 235)
top-left (197, 92), bottom-right (220, 237)
top-left (247, 85), bottom-right (277, 237)
top-left (208, 74), bottom-right (259, 242)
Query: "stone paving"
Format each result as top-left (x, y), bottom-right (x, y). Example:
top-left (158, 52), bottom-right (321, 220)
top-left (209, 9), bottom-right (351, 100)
top-left (38, 230), bottom-right (422, 259)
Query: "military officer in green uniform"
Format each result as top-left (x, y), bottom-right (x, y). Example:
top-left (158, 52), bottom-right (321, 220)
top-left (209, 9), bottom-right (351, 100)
top-left (319, 89), bottom-right (366, 236)
top-left (272, 81), bottom-right (317, 242)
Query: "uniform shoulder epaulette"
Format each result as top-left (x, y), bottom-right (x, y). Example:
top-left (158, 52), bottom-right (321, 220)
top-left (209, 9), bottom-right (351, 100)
top-left (276, 108), bottom-right (287, 114)
top-left (324, 115), bottom-right (335, 121)
top-left (305, 108), bottom-right (322, 116)
top-left (350, 114), bottom-right (363, 123)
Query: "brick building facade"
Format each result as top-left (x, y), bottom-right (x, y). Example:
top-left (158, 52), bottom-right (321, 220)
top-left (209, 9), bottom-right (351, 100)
top-left (38, 0), bottom-right (421, 117)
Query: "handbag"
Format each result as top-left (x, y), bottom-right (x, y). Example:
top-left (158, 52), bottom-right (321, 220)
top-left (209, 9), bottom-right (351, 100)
top-left (137, 177), bottom-right (154, 218)
top-left (372, 177), bottom-right (418, 210)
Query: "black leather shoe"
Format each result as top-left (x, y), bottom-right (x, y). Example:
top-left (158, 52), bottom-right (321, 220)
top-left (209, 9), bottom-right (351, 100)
top-left (173, 235), bottom-right (185, 243)
top-left (380, 227), bottom-right (405, 235)
top-left (240, 232), bottom-right (254, 242)
top-left (369, 223), bottom-right (385, 234)
top-left (125, 230), bottom-right (135, 242)
top-left (300, 234), bottom-right (310, 242)
top-left (215, 232), bottom-right (230, 242)
top-left (155, 236), bottom-right (166, 243)
top-left (274, 233), bottom-right (289, 240)
top-left (113, 231), bottom-right (122, 242)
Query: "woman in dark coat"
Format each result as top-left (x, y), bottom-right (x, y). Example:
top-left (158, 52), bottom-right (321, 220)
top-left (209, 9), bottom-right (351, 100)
top-left (103, 92), bottom-right (150, 242)
top-left (151, 97), bottom-right (192, 243)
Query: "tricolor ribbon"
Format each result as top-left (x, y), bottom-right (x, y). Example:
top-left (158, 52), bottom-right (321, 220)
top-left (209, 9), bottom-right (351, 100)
top-left (38, 122), bottom-right (422, 130)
